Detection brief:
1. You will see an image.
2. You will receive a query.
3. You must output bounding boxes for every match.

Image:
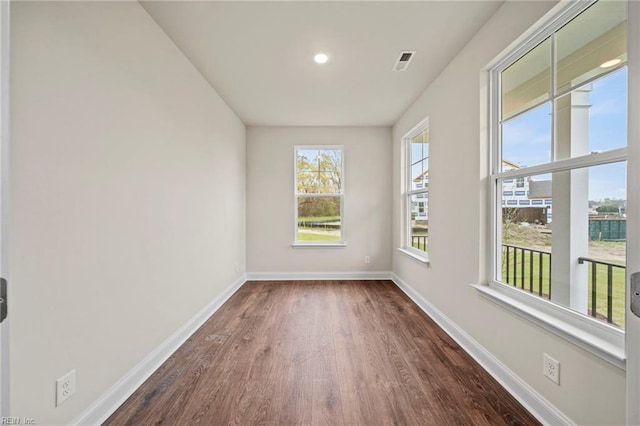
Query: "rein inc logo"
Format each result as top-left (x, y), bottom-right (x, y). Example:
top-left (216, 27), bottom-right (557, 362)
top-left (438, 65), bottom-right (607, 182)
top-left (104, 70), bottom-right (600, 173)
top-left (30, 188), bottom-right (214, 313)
top-left (1, 418), bottom-right (36, 425)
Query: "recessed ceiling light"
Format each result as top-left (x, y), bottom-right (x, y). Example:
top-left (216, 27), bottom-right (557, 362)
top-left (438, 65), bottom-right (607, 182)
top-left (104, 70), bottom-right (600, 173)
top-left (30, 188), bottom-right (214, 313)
top-left (314, 53), bottom-right (329, 64)
top-left (600, 58), bottom-right (622, 68)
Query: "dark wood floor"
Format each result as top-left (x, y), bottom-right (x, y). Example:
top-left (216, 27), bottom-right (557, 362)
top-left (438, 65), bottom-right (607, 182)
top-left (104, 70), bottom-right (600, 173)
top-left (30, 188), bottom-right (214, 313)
top-left (105, 280), bottom-right (539, 425)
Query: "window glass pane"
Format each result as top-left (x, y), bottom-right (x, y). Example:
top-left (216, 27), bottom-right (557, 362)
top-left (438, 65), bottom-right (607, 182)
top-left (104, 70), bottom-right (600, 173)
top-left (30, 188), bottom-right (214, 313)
top-left (586, 162), bottom-right (626, 326)
top-left (411, 163), bottom-right (423, 190)
top-left (409, 193), bottom-right (428, 252)
top-left (297, 171), bottom-right (318, 193)
top-left (554, 67), bottom-right (627, 160)
top-left (501, 102), bottom-right (552, 171)
top-left (296, 148), bottom-right (342, 194)
top-left (297, 197), bottom-right (341, 242)
top-left (498, 162), bottom-right (626, 327)
top-left (319, 171), bottom-right (341, 193)
top-left (318, 150), bottom-right (342, 172)
top-left (410, 132), bottom-right (428, 170)
top-left (555, 0), bottom-right (627, 94)
top-left (297, 149), bottom-right (317, 172)
top-left (502, 37), bottom-right (551, 121)
top-left (590, 67), bottom-right (627, 152)
top-left (410, 130), bottom-right (428, 194)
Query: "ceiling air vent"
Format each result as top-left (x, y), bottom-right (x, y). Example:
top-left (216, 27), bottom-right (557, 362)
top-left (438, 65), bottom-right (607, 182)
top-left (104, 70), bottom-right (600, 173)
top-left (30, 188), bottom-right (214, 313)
top-left (393, 50), bottom-right (415, 72)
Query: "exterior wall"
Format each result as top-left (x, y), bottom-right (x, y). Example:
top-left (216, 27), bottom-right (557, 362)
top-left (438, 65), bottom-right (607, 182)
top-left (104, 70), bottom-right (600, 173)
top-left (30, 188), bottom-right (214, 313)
top-left (391, 1), bottom-right (626, 424)
top-left (10, 2), bottom-right (246, 423)
top-left (247, 126), bottom-right (392, 274)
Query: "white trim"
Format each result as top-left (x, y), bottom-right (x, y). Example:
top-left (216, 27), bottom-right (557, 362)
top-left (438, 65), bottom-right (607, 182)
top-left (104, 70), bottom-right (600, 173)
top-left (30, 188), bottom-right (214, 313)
top-left (71, 275), bottom-right (247, 426)
top-left (404, 116), bottom-right (430, 142)
top-left (294, 145), bottom-right (345, 246)
top-left (494, 147), bottom-right (627, 180)
top-left (396, 247), bottom-right (429, 265)
top-left (403, 117), bottom-right (429, 256)
top-left (475, 283), bottom-right (625, 369)
top-left (246, 271), bottom-right (391, 281)
top-left (390, 273), bottom-right (574, 426)
top-left (292, 242), bottom-right (346, 248)
top-left (626, 0), bottom-right (640, 422)
top-left (0, 0), bottom-right (9, 417)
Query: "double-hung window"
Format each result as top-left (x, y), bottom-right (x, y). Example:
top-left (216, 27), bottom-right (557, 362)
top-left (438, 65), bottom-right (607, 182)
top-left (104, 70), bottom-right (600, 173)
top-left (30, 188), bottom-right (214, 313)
top-left (404, 120), bottom-right (429, 258)
top-left (484, 0), bottom-right (628, 364)
top-left (294, 146), bottom-right (344, 245)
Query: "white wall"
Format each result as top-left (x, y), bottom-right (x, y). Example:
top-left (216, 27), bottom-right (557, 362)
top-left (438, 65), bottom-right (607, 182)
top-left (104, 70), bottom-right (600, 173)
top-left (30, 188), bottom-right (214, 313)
top-left (247, 127), bottom-right (391, 275)
top-left (392, 1), bottom-right (626, 424)
top-left (10, 2), bottom-right (245, 423)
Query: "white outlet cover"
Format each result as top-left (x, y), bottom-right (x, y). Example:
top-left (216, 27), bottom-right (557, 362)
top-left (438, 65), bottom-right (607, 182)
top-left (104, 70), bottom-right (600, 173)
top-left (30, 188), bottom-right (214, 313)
top-left (56, 369), bottom-right (76, 406)
top-left (543, 354), bottom-right (560, 385)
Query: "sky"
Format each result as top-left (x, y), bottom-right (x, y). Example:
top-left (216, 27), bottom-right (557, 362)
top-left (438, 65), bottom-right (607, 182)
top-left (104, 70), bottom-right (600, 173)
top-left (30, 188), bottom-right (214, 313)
top-left (409, 67), bottom-right (628, 202)
top-left (410, 142), bottom-right (428, 185)
top-left (502, 66), bottom-right (628, 202)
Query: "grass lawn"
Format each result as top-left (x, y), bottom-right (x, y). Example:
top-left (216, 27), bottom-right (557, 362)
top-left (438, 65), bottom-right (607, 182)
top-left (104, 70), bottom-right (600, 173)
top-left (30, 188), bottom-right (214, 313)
top-left (297, 230), bottom-right (341, 241)
top-left (298, 216), bottom-right (340, 223)
top-left (586, 262), bottom-right (625, 327)
top-left (501, 249), bottom-right (551, 297)
top-left (502, 249), bottom-right (625, 327)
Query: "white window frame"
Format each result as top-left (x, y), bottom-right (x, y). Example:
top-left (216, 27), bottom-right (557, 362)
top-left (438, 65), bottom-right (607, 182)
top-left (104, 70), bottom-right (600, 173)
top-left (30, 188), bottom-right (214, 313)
top-left (293, 145), bottom-right (345, 247)
top-left (399, 118), bottom-right (429, 263)
top-left (475, 0), bottom-right (627, 369)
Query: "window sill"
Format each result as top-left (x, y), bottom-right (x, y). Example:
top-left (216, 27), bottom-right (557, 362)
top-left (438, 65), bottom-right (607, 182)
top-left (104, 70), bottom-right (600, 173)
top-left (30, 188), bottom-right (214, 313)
top-left (397, 248), bottom-right (429, 265)
top-left (472, 283), bottom-right (625, 370)
top-left (292, 242), bottom-right (346, 248)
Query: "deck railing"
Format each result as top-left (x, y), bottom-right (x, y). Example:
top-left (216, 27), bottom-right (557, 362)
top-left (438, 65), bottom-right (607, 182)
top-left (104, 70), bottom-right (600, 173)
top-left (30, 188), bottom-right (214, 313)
top-left (502, 244), bottom-right (552, 299)
top-left (411, 235), bottom-right (427, 251)
top-left (578, 257), bottom-right (625, 324)
top-left (501, 244), bottom-right (625, 325)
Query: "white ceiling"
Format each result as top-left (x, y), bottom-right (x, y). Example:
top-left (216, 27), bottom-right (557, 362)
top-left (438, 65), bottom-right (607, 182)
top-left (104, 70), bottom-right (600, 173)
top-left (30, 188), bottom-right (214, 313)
top-left (141, 1), bottom-right (504, 126)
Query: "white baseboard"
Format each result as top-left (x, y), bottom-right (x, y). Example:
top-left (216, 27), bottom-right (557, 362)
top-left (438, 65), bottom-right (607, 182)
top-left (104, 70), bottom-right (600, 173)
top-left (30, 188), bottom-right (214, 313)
top-left (72, 274), bottom-right (247, 426)
top-left (390, 273), bottom-right (573, 426)
top-left (246, 271), bottom-right (392, 281)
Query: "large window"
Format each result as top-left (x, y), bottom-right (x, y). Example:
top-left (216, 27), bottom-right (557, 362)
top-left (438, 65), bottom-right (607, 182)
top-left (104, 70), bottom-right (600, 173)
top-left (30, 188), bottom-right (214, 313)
top-left (487, 0), bottom-right (628, 360)
top-left (404, 120), bottom-right (429, 257)
top-left (294, 146), bottom-right (344, 245)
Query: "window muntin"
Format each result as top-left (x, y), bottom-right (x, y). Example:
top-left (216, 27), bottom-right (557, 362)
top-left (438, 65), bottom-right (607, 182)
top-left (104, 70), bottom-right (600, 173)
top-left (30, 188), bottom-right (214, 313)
top-left (492, 0), bottom-right (628, 328)
top-left (295, 147), bottom-right (344, 244)
top-left (404, 123), bottom-right (429, 257)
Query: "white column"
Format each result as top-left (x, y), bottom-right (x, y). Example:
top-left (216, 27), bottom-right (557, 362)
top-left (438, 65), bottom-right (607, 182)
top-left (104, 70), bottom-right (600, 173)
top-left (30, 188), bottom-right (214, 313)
top-left (550, 86), bottom-right (591, 313)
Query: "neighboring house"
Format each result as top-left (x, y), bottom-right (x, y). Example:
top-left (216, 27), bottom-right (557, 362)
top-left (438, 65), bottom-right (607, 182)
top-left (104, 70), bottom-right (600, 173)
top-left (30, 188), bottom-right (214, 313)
top-left (411, 161), bottom-right (553, 223)
top-left (412, 170), bottom-right (429, 220)
top-left (501, 159), bottom-right (553, 224)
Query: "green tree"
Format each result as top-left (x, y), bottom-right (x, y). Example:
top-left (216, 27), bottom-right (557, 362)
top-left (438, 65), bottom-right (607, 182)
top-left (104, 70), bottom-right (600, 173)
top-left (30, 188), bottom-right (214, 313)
top-left (296, 150), bottom-right (342, 194)
top-left (296, 149), bottom-right (342, 218)
top-left (596, 204), bottom-right (620, 213)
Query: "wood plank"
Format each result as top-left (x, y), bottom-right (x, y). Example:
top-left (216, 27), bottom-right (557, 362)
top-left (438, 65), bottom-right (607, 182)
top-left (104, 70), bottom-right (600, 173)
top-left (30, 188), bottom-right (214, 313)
top-left (105, 280), bottom-right (540, 426)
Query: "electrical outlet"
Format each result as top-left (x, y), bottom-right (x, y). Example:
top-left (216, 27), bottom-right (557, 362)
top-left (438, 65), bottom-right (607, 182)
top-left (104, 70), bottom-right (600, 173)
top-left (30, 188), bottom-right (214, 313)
top-left (56, 370), bottom-right (76, 406)
top-left (543, 354), bottom-right (560, 385)
top-left (235, 262), bottom-right (239, 273)
top-left (364, 256), bottom-right (370, 264)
